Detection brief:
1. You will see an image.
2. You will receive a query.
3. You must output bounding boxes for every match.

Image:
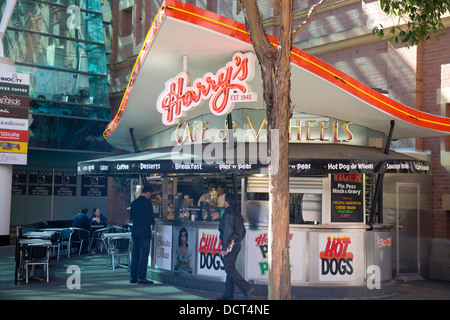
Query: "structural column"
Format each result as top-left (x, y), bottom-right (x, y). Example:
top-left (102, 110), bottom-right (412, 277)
top-left (0, 57), bottom-right (16, 246)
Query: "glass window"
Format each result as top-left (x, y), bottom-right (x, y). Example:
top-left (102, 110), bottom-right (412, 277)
top-left (30, 99), bottom-right (110, 120)
top-left (4, 30), bottom-right (107, 75)
top-left (16, 65), bottom-right (110, 107)
top-left (28, 114), bottom-right (113, 153)
top-left (8, 1), bottom-right (104, 42)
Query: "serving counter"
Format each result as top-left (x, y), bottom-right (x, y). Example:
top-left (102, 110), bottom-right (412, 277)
top-left (149, 218), bottom-right (395, 298)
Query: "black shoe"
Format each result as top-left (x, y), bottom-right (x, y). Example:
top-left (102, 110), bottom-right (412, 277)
top-left (243, 287), bottom-right (254, 300)
top-left (130, 279), bottom-right (137, 284)
top-left (137, 279), bottom-right (154, 285)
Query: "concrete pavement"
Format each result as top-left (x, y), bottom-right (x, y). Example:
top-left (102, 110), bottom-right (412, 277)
top-left (1, 245), bottom-right (449, 301)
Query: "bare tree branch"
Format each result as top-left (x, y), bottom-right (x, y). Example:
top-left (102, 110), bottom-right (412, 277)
top-left (292, 0), bottom-right (328, 39)
top-left (238, 0), bottom-right (276, 57)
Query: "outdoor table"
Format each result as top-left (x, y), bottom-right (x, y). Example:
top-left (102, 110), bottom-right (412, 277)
top-left (103, 233), bottom-right (132, 270)
top-left (17, 239), bottom-right (52, 281)
top-left (39, 228), bottom-right (64, 232)
top-left (23, 231), bottom-right (56, 239)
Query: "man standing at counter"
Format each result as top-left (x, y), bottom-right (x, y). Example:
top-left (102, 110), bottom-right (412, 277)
top-left (130, 185), bottom-right (155, 285)
top-left (218, 194), bottom-right (253, 300)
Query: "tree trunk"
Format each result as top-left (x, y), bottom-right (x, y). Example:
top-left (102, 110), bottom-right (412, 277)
top-left (239, 0), bottom-right (293, 300)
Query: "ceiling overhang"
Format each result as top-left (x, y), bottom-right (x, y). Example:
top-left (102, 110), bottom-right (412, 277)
top-left (104, 0), bottom-right (450, 152)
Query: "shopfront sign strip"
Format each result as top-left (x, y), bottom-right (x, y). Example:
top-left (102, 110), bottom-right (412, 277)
top-left (78, 159), bottom-right (430, 175)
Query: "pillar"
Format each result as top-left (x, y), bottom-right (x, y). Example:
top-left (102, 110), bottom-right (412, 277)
top-left (0, 57), bottom-right (16, 246)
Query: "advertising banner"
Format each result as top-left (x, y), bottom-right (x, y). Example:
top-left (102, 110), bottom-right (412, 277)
top-left (245, 229), bottom-right (306, 282)
top-left (172, 226), bottom-right (196, 274)
top-left (196, 228), bottom-right (226, 278)
top-left (313, 232), bottom-right (365, 282)
top-left (0, 71), bottom-right (30, 165)
top-left (155, 224), bottom-right (172, 270)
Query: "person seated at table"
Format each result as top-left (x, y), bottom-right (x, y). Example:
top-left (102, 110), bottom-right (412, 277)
top-left (90, 208), bottom-right (107, 227)
top-left (73, 207), bottom-right (90, 230)
top-left (72, 207), bottom-right (91, 254)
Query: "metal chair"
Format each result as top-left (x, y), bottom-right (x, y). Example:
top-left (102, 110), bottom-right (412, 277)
top-left (24, 245), bottom-right (49, 283)
top-left (60, 228), bottom-right (73, 258)
top-left (70, 227), bottom-right (90, 255)
top-left (107, 237), bottom-right (132, 271)
top-left (49, 231), bottom-right (63, 260)
top-left (90, 227), bottom-right (112, 253)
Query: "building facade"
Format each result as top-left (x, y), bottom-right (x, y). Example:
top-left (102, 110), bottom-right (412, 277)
top-left (0, 0), bottom-right (114, 228)
top-left (107, 0), bottom-right (449, 280)
top-left (2, 0), bottom-right (448, 280)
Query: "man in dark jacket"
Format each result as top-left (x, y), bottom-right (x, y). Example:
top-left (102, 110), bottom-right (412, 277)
top-left (217, 194), bottom-right (253, 300)
top-left (72, 207), bottom-right (90, 230)
top-left (130, 185), bottom-right (155, 284)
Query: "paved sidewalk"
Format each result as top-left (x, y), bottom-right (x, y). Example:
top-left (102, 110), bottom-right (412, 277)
top-left (1, 245), bottom-right (449, 301)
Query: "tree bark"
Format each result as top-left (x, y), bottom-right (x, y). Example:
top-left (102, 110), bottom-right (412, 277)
top-left (239, 0), bottom-right (293, 300)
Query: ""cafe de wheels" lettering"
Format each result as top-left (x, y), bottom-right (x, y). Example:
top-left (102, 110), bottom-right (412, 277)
top-left (157, 52), bottom-right (257, 126)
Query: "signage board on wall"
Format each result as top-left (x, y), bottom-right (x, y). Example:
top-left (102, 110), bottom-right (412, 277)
top-left (28, 170), bottom-right (77, 196)
top-left (81, 175), bottom-right (108, 196)
top-left (0, 71), bottom-right (30, 165)
top-left (330, 173), bottom-right (364, 223)
top-left (11, 169), bottom-right (27, 195)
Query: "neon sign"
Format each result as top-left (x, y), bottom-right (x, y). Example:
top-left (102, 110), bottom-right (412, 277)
top-left (156, 52), bottom-right (257, 126)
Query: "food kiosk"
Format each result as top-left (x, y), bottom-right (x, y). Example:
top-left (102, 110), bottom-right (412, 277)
top-left (78, 0), bottom-right (450, 298)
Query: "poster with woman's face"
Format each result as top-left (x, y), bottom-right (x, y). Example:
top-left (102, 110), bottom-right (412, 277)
top-left (172, 226), bottom-right (196, 275)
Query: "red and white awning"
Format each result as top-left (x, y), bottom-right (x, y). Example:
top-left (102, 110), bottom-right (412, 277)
top-left (104, 0), bottom-right (450, 152)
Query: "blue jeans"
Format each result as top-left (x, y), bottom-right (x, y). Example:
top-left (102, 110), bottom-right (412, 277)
top-left (130, 238), bottom-right (151, 280)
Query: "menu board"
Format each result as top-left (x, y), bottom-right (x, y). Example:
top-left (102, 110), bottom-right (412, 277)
top-left (330, 173), bottom-right (364, 223)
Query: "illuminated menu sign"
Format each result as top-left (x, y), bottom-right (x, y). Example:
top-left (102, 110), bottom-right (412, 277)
top-left (330, 173), bottom-right (364, 223)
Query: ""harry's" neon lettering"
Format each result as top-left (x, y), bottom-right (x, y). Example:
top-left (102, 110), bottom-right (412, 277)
top-left (156, 52), bottom-right (256, 125)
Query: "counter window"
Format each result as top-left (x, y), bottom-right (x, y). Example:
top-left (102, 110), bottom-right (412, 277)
top-left (148, 176), bottom-right (238, 222)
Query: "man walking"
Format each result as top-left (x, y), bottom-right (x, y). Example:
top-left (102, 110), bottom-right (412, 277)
top-left (218, 194), bottom-right (253, 300)
top-left (130, 185), bottom-right (155, 285)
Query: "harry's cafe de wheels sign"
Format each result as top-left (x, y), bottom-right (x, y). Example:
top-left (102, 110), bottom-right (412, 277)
top-left (155, 52), bottom-right (366, 282)
top-left (154, 51), bottom-right (380, 150)
top-left (156, 52), bottom-right (257, 126)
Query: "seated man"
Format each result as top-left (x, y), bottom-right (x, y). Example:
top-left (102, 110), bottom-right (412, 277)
top-left (72, 207), bottom-right (90, 253)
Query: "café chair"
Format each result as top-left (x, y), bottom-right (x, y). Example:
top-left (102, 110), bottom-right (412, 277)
top-left (24, 245), bottom-right (49, 283)
top-left (90, 227), bottom-right (112, 253)
top-left (49, 232), bottom-right (61, 260)
top-left (107, 237), bottom-right (132, 271)
top-left (70, 227), bottom-right (90, 255)
top-left (60, 228), bottom-right (73, 258)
